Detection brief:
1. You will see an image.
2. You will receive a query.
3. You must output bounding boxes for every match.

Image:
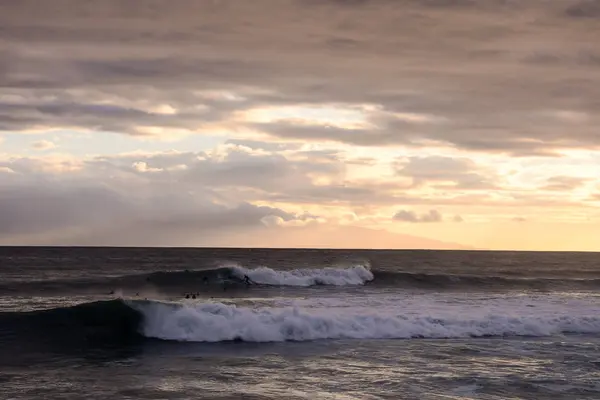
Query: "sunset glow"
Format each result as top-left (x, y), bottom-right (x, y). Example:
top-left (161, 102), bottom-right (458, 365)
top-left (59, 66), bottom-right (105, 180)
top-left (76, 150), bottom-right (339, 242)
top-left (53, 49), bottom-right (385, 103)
top-left (1, 0), bottom-right (599, 251)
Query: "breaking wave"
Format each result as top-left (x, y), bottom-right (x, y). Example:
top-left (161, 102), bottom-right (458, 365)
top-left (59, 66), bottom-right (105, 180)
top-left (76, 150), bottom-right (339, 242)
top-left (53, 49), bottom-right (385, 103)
top-left (4, 263), bottom-right (600, 296)
top-left (0, 264), bottom-right (374, 295)
top-left (3, 297), bottom-right (600, 352)
top-left (133, 300), bottom-right (600, 342)
top-left (229, 265), bottom-right (373, 286)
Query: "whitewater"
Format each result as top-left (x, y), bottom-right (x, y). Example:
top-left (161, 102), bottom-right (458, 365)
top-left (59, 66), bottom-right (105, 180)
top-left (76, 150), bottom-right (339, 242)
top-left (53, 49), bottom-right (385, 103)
top-left (229, 264), bottom-right (374, 286)
top-left (132, 293), bottom-right (600, 342)
top-left (3, 247), bottom-right (600, 400)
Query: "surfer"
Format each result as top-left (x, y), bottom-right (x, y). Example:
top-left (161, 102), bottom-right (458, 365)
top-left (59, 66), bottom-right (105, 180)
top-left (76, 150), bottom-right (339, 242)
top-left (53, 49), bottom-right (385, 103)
top-left (243, 275), bottom-right (253, 286)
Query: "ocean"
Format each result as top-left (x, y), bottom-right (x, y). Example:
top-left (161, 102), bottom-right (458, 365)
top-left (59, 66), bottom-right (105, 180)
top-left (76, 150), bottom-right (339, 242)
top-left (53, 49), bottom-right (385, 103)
top-left (1, 247), bottom-right (600, 399)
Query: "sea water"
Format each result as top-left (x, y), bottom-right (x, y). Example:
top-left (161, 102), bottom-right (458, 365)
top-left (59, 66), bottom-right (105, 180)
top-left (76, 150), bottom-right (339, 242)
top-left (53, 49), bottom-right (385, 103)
top-left (1, 247), bottom-right (600, 399)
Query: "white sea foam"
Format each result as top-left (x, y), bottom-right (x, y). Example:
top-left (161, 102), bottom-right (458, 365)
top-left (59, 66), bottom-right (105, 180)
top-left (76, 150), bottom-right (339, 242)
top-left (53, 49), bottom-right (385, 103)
top-left (128, 295), bottom-right (600, 343)
top-left (229, 264), bottom-right (373, 286)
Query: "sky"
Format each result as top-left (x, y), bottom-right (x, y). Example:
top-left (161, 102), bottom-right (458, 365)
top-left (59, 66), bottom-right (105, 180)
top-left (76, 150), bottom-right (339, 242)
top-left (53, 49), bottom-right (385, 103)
top-left (1, 0), bottom-right (600, 251)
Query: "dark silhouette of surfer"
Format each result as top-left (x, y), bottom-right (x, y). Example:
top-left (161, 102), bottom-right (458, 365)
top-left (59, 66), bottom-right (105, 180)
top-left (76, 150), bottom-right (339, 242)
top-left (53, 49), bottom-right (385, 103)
top-left (243, 275), bottom-right (253, 286)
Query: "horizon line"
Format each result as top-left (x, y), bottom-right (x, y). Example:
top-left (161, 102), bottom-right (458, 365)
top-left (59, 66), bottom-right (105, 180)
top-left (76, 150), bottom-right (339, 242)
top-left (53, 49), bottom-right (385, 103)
top-left (0, 245), bottom-right (598, 253)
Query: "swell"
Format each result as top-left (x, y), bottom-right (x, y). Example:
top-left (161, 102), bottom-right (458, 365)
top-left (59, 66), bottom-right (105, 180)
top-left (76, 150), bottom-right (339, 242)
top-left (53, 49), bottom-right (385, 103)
top-left (374, 271), bottom-right (600, 290)
top-left (0, 267), bottom-right (237, 295)
top-left (0, 299), bottom-right (145, 360)
top-left (3, 266), bottom-right (600, 296)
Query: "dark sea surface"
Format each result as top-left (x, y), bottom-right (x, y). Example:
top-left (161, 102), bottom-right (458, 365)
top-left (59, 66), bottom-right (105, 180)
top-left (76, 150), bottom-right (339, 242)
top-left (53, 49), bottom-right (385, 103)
top-left (1, 247), bottom-right (600, 399)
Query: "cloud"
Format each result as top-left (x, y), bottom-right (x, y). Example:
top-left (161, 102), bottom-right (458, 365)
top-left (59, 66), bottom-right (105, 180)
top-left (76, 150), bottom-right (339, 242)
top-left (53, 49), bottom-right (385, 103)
top-left (1, 0), bottom-right (599, 155)
top-left (0, 96), bottom-right (236, 138)
top-left (564, 1), bottom-right (600, 18)
top-left (0, 176), bottom-right (317, 245)
top-left (0, 144), bottom-right (473, 246)
top-left (4, 145), bottom-right (591, 212)
top-left (541, 175), bottom-right (590, 191)
top-left (393, 209), bottom-right (443, 223)
top-left (0, 146), bottom-right (331, 244)
top-left (224, 139), bottom-right (301, 153)
top-left (132, 161), bottom-right (161, 173)
top-left (89, 144), bottom-right (412, 208)
top-left (590, 192), bottom-right (600, 202)
top-left (0, 140), bottom-right (595, 247)
top-left (1, 1), bottom-right (599, 249)
top-left (224, 224), bottom-right (473, 250)
top-left (395, 156), bottom-right (498, 189)
top-left (32, 140), bottom-right (56, 150)
top-left (0, 183), bottom-right (131, 236)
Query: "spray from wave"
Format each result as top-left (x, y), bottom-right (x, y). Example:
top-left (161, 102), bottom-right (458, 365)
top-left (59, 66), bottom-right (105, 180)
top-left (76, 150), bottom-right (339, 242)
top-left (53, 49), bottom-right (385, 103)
top-left (228, 264), bottom-right (373, 287)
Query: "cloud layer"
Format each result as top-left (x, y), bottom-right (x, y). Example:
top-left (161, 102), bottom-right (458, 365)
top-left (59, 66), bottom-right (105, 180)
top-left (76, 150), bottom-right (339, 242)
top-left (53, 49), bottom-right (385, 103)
top-left (1, 0), bottom-right (599, 249)
top-left (3, 0), bottom-right (600, 154)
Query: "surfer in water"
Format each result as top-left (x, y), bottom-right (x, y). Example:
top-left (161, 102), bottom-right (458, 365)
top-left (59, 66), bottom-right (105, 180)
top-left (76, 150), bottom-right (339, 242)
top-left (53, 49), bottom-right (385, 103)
top-left (243, 275), bottom-right (253, 286)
